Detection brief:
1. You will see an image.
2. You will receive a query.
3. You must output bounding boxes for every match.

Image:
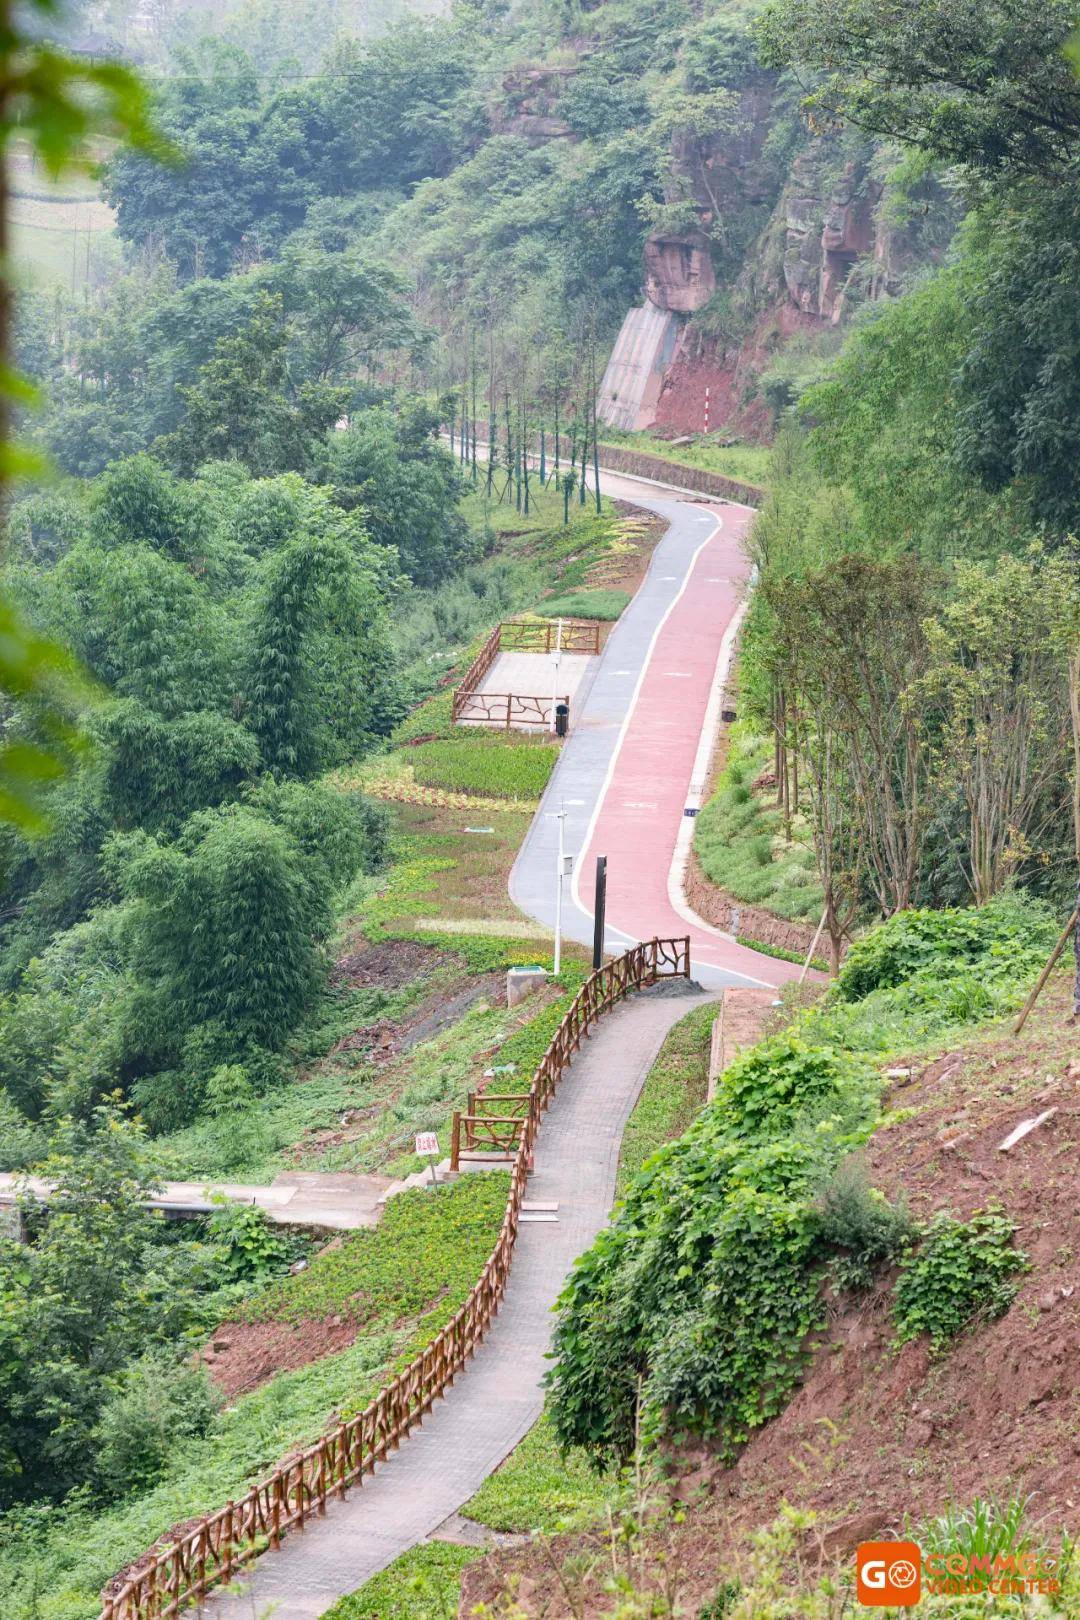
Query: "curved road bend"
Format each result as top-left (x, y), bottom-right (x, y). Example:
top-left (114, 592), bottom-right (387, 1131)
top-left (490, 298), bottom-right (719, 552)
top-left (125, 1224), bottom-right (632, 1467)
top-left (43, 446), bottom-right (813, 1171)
top-left (511, 476), bottom-right (805, 990)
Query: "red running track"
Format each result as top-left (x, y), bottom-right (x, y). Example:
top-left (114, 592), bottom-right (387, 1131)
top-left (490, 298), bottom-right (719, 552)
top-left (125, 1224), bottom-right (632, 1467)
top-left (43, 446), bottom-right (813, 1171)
top-left (574, 503), bottom-right (808, 988)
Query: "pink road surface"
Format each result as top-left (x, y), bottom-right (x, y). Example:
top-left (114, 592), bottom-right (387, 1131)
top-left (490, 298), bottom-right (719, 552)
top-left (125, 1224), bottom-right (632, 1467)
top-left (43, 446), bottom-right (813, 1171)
top-left (574, 501), bottom-right (808, 988)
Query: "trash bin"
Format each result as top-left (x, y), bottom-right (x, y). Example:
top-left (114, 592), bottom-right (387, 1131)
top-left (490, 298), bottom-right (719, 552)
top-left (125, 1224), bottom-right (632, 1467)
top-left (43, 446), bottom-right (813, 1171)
top-left (554, 702), bottom-right (569, 738)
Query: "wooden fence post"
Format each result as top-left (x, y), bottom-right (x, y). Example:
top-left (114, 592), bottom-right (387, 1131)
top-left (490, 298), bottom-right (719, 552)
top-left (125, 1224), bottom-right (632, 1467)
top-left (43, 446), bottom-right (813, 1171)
top-left (450, 1111), bottom-right (461, 1172)
top-left (195, 1526), bottom-right (207, 1602)
top-left (271, 1474), bottom-right (283, 1549)
top-left (222, 1503), bottom-right (234, 1584)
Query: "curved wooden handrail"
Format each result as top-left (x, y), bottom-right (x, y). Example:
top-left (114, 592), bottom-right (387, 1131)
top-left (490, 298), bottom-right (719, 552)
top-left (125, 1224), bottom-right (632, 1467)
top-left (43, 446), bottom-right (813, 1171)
top-left (99, 935), bottom-right (690, 1620)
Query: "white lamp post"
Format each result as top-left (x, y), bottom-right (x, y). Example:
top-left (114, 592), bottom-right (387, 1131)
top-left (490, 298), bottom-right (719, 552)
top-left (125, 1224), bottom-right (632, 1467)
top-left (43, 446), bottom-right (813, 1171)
top-left (547, 808), bottom-right (573, 974)
top-left (549, 617), bottom-right (564, 733)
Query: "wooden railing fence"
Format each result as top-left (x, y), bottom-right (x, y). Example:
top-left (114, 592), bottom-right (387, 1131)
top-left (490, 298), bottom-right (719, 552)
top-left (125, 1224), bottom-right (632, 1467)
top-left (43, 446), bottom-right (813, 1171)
top-left (450, 619), bottom-right (602, 727)
top-left (499, 619), bottom-right (602, 656)
top-left (99, 935), bottom-right (690, 1620)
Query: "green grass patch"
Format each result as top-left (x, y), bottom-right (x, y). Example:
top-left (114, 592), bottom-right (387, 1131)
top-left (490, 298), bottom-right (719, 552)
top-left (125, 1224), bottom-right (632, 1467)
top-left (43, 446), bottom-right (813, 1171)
top-left (323, 1542), bottom-right (481, 1619)
top-left (599, 430), bottom-right (771, 488)
top-left (464, 1413), bottom-right (610, 1532)
top-left (242, 1174), bottom-right (508, 1325)
top-left (695, 727), bottom-right (823, 924)
top-left (541, 588), bottom-right (629, 620)
top-left (154, 970), bottom-right (444, 1181)
top-left (736, 935), bottom-right (826, 973)
top-left (616, 1001), bottom-right (714, 1198)
top-left (410, 736), bottom-right (558, 800)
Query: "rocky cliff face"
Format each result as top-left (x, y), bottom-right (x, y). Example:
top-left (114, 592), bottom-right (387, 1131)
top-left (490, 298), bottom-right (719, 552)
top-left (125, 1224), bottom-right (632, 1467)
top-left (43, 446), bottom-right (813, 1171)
top-left (492, 65), bottom-right (577, 144)
top-left (643, 232), bottom-right (716, 313)
top-left (635, 120), bottom-right (957, 435)
top-left (782, 157), bottom-right (881, 323)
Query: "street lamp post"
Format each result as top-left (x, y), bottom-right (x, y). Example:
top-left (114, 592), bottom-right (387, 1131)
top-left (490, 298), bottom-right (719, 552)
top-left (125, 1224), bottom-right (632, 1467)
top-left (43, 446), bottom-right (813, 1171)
top-left (547, 808), bottom-right (573, 975)
top-left (549, 617), bottom-right (564, 733)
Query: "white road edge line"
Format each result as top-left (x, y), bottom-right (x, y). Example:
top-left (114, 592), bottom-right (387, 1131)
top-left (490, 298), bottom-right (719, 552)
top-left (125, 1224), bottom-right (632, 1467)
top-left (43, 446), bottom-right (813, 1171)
top-left (664, 586), bottom-right (775, 989)
top-left (569, 513), bottom-right (723, 921)
top-left (565, 514), bottom-right (776, 989)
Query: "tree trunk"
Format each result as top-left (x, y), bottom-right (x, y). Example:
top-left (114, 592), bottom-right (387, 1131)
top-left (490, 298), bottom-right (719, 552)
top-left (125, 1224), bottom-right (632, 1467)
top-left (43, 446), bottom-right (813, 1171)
top-left (825, 898), bottom-right (843, 977)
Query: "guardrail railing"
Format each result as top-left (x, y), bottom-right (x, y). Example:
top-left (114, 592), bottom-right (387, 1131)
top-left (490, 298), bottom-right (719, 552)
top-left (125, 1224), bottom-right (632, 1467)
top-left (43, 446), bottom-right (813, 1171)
top-left (99, 935), bottom-right (690, 1620)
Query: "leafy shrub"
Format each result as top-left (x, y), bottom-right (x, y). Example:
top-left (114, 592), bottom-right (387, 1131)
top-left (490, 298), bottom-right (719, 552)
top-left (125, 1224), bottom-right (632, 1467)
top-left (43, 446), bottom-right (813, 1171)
top-left (716, 1033), bottom-right (878, 1141)
top-left (206, 1201), bottom-right (290, 1282)
top-left (815, 1162), bottom-right (916, 1291)
top-left (644, 1190), bottom-right (819, 1449)
top-left (93, 1352), bottom-right (219, 1500)
top-left (409, 737), bottom-right (558, 800)
top-left (546, 1027), bottom-right (875, 1468)
top-left (893, 1210), bottom-right (1028, 1349)
top-left (836, 892), bottom-right (1056, 1002)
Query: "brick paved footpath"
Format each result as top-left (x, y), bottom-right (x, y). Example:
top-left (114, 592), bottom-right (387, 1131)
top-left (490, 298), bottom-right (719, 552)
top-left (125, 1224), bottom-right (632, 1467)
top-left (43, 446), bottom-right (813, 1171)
top-left (206, 980), bottom-right (707, 1619)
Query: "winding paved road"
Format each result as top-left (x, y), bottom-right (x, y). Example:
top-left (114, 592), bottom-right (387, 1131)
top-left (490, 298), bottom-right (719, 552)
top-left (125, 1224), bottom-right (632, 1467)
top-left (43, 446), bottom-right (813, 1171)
top-left (199, 472), bottom-right (795, 1618)
top-left (512, 478), bottom-right (804, 989)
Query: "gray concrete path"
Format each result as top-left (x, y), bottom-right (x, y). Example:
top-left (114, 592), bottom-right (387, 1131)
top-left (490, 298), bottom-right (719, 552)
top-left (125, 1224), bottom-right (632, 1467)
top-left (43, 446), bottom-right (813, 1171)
top-left (0, 1170), bottom-right (390, 1230)
top-left (205, 981), bottom-right (706, 1619)
top-left (460, 649), bottom-right (597, 732)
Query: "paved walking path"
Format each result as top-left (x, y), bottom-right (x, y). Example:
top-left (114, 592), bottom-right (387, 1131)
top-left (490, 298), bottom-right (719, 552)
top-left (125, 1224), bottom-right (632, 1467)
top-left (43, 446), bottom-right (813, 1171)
top-left (461, 648), bottom-right (597, 731)
top-left (511, 484), bottom-right (806, 990)
top-left (0, 1170), bottom-right (390, 1230)
top-left (206, 982), bottom-right (705, 1618)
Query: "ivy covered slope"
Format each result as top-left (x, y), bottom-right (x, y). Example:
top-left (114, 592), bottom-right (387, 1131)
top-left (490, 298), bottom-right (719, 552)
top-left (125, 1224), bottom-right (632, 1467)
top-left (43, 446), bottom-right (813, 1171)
top-left (448, 895), bottom-right (1080, 1616)
top-left (546, 895), bottom-right (1056, 1469)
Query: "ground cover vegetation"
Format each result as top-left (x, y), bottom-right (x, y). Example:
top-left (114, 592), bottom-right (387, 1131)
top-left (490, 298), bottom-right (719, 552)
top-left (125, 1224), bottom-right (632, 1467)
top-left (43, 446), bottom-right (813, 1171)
top-left (546, 895), bottom-right (1050, 1471)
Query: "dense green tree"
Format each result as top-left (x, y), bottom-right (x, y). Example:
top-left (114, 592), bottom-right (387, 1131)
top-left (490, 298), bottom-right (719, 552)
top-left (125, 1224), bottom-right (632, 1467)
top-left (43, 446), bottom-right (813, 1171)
top-left (243, 527), bottom-right (396, 774)
top-left (103, 42), bottom-right (308, 277)
top-left (109, 791), bottom-right (371, 1048)
top-left (0, 1103), bottom-right (208, 1506)
top-left (52, 540), bottom-right (230, 714)
top-left (94, 701), bottom-right (260, 831)
top-left (324, 405), bottom-right (475, 585)
top-left (88, 453), bottom-right (209, 562)
top-left (952, 191), bottom-right (1080, 532)
top-left (270, 244), bottom-right (423, 383)
top-left (157, 293), bottom-right (348, 477)
top-left (758, 0), bottom-right (1080, 188)
top-left (103, 25), bottom-right (485, 278)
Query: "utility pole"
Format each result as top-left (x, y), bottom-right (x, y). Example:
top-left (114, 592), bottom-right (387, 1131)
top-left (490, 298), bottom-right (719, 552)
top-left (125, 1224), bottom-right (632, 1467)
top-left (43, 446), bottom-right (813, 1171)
top-left (592, 855), bottom-right (607, 971)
